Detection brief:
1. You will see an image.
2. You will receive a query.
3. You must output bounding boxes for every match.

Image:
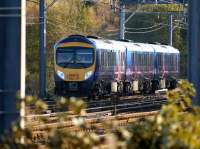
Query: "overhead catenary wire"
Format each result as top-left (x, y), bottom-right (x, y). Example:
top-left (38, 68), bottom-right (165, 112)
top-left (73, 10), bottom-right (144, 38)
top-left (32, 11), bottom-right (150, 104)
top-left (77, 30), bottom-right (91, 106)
top-left (126, 23), bottom-right (167, 30)
top-left (125, 25), bottom-right (165, 34)
top-left (25, 0), bottom-right (186, 32)
top-left (125, 4), bottom-right (142, 24)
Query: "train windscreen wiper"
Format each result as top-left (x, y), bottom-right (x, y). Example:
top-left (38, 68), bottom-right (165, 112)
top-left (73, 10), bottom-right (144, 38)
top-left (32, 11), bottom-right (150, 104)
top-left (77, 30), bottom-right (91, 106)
top-left (77, 63), bottom-right (88, 68)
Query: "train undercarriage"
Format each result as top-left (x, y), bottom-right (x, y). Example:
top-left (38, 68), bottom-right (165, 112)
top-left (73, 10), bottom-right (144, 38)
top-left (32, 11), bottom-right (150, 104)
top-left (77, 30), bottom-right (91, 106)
top-left (92, 77), bottom-right (177, 96)
top-left (55, 77), bottom-right (177, 98)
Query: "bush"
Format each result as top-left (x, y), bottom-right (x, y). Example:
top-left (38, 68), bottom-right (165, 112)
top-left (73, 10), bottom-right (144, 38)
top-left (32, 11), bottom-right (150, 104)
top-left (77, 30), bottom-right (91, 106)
top-left (0, 80), bottom-right (200, 149)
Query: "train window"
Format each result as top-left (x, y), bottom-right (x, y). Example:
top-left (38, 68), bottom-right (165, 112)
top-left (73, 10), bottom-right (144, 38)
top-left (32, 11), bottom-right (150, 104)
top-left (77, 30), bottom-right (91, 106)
top-left (142, 53), bottom-right (144, 68)
top-left (57, 50), bottom-right (74, 64)
top-left (148, 53), bottom-right (150, 69)
top-left (143, 53), bottom-right (145, 71)
top-left (143, 54), bottom-right (144, 66)
top-left (170, 55), bottom-right (173, 71)
top-left (105, 51), bottom-right (108, 67)
top-left (157, 53), bottom-right (160, 67)
top-left (138, 53), bottom-right (140, 67)
top-left (132, 52), bottom-right (135, 66)
top-left (102, 50), bottom-right (106, 66)
top-left (145, 53), bottom-right (148, 68)
top-left (100, 50), bottom-right (104, 66)
top-left (108, 51), bottom-right (110, 66)
top-left (136, 53), bottom-right (138, 66)
top-left (56, 47), bottom-right (94, 68)
top-left (121, 52), bottom-right (124, 67)
top-left (122, 52), bottom-right (124, 66)
top-left (113, 52), bottom-right (116, 66)
top-left (101, 50), bottom-right (104, 66)
top-left (171, 55), bottom-right (173, 70)
top-left (110, 51), bottom-right (112, 66)
top-left (111, 51), bottom-right (113, 66)
top-left (135, 52), bottom-right (138, 71)
top-left (113, 52), bottom-right (115, 66)
top-left (148, 52), bottom-right (151, 66)
top-left (141, 54), bottom-right (143, 66)
top-left (177, 54), bottom-right (180, 72)
top-left (173, 54), bottom-right (176, 71)
top-left (157, 53), bottom-right (163, 71)
top-left (137, 52), bottom-right (140, 67)
top-left (109, 50), bottom-right (115, 67)
top-left (76, 49), bottom-right (93, 64)
top-left (149, 53), bottom-right (153, 66)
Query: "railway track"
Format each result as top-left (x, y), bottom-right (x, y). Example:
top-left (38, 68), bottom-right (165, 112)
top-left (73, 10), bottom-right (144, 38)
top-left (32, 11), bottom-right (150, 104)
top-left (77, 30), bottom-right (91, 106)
top-left (27, 94), bottom-right (165, 113)
top-left (26, 94), bottom-right (165, 122)
top-left (31, 111), bottom-right (158, 143)
top-left (26, 94), bottom-right (166, 143)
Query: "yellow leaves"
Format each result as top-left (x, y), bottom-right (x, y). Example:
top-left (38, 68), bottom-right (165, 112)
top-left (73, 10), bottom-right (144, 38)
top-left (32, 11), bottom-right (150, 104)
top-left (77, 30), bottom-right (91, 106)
top-left (2, 80), bottom-right (200, 149)
top-left (166, 80), bottom-right (195, 112)
top-left (72, 117), bottom-right (85, 127)
top-left (56, 97), bottom-right (86, 115)
top-left (156, 115), bottom-right (163, 125)
top-left (127, 80), bottom-right (200, 149)
top-left (177, 80), bottom-right (196, 97)
top-left (68, 97), bottom-right (86, 115)
top-left (35, 100), bottom-right (48, 112)
top-left (167, 89), bottom-right (180, 100)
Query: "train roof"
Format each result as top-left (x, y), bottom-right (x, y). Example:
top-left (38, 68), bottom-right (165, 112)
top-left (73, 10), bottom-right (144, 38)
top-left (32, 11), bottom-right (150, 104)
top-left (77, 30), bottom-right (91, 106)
top-left (89, 38), bottom-right (179, 54)
top-left (55, 35), bottom-right (180, 54)
top-left (165, 45), bottom-right (180, 54)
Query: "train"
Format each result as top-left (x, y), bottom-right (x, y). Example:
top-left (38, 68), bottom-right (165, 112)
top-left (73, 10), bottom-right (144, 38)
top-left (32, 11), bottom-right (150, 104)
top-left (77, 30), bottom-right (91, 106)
top-left (54, 35), bottom-right (180, 96)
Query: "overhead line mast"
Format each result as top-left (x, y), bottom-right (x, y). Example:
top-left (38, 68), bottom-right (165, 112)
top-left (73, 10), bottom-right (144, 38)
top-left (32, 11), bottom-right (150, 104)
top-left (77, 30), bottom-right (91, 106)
top-left (119, 0), bottom-right (185, 45)
top-left (39, 0), bottom-right (60, 98)
top-left (188, 0), bottom-right (200, 105)
top-left (0, 0), bottom-right (21, 135)
top-left (39, 0), bottom-right (46, 98)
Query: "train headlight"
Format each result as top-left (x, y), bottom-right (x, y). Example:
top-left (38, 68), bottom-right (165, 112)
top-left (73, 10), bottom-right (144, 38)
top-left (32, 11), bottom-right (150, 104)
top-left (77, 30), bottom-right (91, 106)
top-left (56, 70), bottom-right (64, 80)
top-left (84, 71), bottom-right (93, 80)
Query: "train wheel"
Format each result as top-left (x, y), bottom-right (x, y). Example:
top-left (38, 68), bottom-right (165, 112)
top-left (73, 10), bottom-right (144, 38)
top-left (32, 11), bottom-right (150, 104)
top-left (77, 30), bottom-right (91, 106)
top-left (151, 80), bottom-right (159, 94)
top-left (96, 81), bottom-right (106, 98)
top-left (54, 87), bottom-right (62, 95)
top-left (54, 87), bottom-right (57, 95)
top-left (124, 81), bottom-right (132, 95)
top-left (139, 80), bottom-right (144, 94)
top-left (166, 79), bottom-right (171, 89)
top-left (117, 81), bottom-right (123, 95)
top-left (143, 80), bottom-right (151, 94)
top-left (170, 79), bottom-right (177, 89)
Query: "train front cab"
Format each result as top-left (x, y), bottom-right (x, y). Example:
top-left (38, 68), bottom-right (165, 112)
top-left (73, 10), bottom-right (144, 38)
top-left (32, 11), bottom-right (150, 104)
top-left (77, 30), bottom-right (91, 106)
top-left (54, 36), bottom-right (96, 96)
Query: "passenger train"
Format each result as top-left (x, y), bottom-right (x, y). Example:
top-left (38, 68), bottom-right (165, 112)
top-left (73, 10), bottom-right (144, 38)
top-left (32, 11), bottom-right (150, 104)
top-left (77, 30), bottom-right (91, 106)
top-left (54, 35), bottom-right (180, 96)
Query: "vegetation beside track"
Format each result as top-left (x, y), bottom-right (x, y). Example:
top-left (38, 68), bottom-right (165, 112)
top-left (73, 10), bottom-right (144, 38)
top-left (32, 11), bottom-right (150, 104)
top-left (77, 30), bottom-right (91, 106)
top-left (0, 80), bottom-right (200, 149)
